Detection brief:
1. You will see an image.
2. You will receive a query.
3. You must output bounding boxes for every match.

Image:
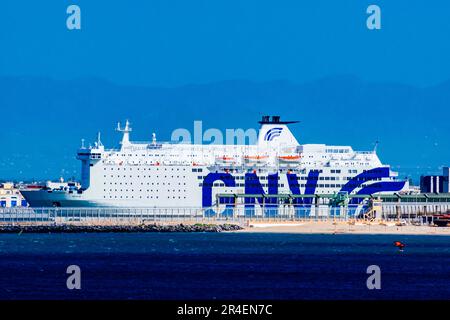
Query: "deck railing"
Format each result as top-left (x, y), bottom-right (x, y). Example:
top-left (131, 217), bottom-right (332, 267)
top-left (0, 202), bottom-right (448, 225)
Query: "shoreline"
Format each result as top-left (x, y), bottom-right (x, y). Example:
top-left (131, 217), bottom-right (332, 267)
top-left (1, 221), bottom-right (449, 236)
top-left (238, 221), bottom-right (450, 236)
top-left (0, 223), bottom-right (243, 234)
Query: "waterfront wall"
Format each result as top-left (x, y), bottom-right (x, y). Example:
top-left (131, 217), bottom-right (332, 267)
top-left (0, 203), bottom-right (448, 226)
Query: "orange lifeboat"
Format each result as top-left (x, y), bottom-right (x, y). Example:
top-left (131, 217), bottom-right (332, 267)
top-left (278, 154), bottom-right (302, 164)
top-left (278, 155), bottom-right (301, 161)
top-left (244, 155), bottom-right (269, 161)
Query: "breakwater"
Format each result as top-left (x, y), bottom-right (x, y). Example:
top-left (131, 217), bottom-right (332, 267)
top-left (1, 203), bottom-right (449, 228)
top-left (0, 223), bottom-right (243, 234)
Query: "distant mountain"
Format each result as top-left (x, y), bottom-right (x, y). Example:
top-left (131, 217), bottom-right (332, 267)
top-left (0, 75), bottom-right (448, 182)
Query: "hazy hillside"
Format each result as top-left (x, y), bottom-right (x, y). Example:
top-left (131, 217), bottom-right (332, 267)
top-left (0, 76), bottom-right (448, 181)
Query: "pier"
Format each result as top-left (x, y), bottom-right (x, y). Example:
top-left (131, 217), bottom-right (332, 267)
top-left (0, 193), bottom-right (449, 227)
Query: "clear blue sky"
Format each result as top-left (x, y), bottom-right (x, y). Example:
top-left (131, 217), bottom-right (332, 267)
top-left (0, 1), bottom-right (449, 181)
top-left (1, 0), bottom-right (450, 87)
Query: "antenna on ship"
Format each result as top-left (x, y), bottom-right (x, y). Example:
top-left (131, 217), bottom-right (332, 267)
top-left (152, 132), bottom-right (157, 145)
top-left (97, 132), bottom-right (103, 147)
top-left (80, 138), bottom-right (85, 149)
top-left (258, 115), bottom-right (299, 125)
top-left (116, 120), bottom-right (132, 146)
top-left (373, 140), bottom-right (379, 153)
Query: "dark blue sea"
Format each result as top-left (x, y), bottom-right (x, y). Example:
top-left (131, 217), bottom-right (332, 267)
top-left (0, 232), bottom-right (449, 300)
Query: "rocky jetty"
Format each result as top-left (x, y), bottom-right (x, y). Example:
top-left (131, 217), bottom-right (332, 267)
top-left (0, 223), bottom-right (243, 234)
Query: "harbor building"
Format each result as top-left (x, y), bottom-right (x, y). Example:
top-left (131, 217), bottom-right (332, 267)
top-left (420, 167), bottom-right (450, 193)
top-left (0, 183), bottom-right (28, 208)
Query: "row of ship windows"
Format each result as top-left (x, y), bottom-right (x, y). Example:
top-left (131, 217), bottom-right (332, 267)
top-left (303, 162), bottom-right (369, 166)
top-left (201, 169), bottom-right (357, 176)
top-left (106, 152), bottom-right (363, 158)
top-left (102, 166), bottom-right (361, 175)
top-left (198, 176), bottom-right (339, 181)
top-left (199, 183), bottom-right (347, 188)
top-left (326, 149), bottom-right (350, 153)
top-left (104, 189), bottom-right (187, 193)
top-left (200, 183), bottom-right (286, 188)
top-left (102, 195), bottom-right (187, 199)
top-left (104, 167), bottom-right (187, 172)
top-left (102, 166), bottom-right (360, 174)
top-left (195, 176), bottom-right (372, 181)
top-left (104, 182), bottom-right (187, 186)
top-left (104, 175), bottom-right (186, 179)
top-left (112, 153), bottom-right (215, 157)
top-left (112, 153), bottom-right (203, 157)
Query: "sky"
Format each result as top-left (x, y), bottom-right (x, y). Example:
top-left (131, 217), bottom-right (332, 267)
top-left (1, 0), bottom-right (450, 87)
top-left (0, 0), bottom-right (449, 181)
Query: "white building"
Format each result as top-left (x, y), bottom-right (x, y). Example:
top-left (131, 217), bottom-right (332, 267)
top-left (0, 183), bottom-right (27, 208)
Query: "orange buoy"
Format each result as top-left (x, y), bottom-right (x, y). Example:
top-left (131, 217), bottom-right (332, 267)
top-left (394, 241), bottom-right (405, 250)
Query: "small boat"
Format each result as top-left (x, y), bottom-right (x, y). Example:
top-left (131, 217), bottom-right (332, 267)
top-left (433, 214), bottom-right (450, 227)
top-left (244, 155), bottom-right (269, 165)
top-left (278, 154), bottom-right (302, 163)
top-left (215, 156), bottom-right (237, 165)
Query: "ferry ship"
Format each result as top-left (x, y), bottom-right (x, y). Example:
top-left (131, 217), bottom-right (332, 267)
top-left (20, 116), bottom-right (407, 208)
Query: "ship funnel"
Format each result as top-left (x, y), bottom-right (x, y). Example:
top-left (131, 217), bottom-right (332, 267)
top-left (257, 116), bottom-right (299, 148)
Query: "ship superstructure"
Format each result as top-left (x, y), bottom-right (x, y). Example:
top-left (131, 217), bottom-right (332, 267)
top-left (21, 116), bottom-right (407, 208)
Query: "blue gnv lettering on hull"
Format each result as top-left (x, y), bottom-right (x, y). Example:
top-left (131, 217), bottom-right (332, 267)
top-left (244, 172), bottom-right (279, 217)
top-left (202, 173), bottom-right (236, 208)
top-left (202, 171), bottom-right (320, 217)
top-left (201, 167), bottom-right (406, 216)
top-left (339, 167), bottom-right (406, 204)
top-left (286, 170), bottom-right (320, 217)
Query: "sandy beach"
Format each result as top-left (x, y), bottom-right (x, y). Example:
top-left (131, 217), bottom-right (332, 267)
top-left (239, 221), bottom-right (450, 236)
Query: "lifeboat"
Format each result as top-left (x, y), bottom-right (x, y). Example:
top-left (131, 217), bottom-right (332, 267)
top-left (278, 154), bottom-right (302, 165)
top-left (214, 156), bottom-right (239, 168)
top-left (215, 156), bottom-right (237, 164)
top-left (244, 155), bottom-right (269, 166)
top-left (244, 155), bottom-right (268, 160)
top-left (192, 161), bottom-right (207, 166)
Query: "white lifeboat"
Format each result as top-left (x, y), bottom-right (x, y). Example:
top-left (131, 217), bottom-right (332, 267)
top-left (277, 154), bottom-right (302, 164)
top-left (244, 154), bottom-right (269, 166)
top-left (215, 156), bottom-right (237, 165)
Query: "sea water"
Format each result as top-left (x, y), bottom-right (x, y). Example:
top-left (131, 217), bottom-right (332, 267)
top-left (0, 233), bottom-right (449, 300)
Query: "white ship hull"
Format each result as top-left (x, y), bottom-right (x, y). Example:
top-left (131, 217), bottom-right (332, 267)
top-left (21, 117), bottom-right (407, 209)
